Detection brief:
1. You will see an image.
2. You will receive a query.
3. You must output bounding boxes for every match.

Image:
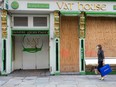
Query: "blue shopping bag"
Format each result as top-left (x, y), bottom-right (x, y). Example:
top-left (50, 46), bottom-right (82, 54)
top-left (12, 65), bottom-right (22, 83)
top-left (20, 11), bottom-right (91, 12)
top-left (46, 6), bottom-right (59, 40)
top-left (100, 64), bottom-right (112, 76)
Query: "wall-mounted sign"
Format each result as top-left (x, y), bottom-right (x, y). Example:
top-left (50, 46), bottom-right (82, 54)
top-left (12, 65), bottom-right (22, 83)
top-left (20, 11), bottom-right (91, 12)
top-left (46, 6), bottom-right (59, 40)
top-left (11, 1), bottom-right (19, 9)
top-left (57, 2), bottom-right (106, 11)
top-left (12, 30), bottom-right (49, 35)
top-left (27, 3), bottom-right (49, 9)
top-left (78, 2), bottom-right (106, 11)
top-left (8, 1), bottom-right (115, 12)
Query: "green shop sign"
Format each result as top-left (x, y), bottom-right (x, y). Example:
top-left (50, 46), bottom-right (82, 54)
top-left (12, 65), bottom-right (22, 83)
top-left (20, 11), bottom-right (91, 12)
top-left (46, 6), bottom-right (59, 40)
top-left (12, 30), bottom-right (49, 35)
top-left (27, 3), bottom-right (49, 9)
top-left (11, 1), bottom-right (19, 9)
top-left (113, 5), bottom-right (116, 10)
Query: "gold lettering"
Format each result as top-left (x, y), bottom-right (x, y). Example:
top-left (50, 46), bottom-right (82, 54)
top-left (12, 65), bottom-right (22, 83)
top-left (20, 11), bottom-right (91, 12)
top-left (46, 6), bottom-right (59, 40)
top-left (101, 4), bottom-right (106, 10)
top-left (90, 4), bottom-right (94, 10)
top-left (64, 3), bottom-right (69, 10)
top-left (95, 4), bottom-right (101, 11)
top-left (56, 2), bottom-right (64, 9)
top-left (77, 2), bottom-right (106, 11)
top-left (78, 2), bottom-right (84, 10)
top-left (84, 4), bottom-right (91, 10)
top-left (68, 3), bottom-right (74, 10)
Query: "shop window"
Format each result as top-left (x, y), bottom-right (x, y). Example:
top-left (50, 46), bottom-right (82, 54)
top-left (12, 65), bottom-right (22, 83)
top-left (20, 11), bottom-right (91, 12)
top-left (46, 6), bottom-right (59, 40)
top-left (33, 17), bottom-right (47, 27)
top-left (14, 17), bottom-right (28, 27)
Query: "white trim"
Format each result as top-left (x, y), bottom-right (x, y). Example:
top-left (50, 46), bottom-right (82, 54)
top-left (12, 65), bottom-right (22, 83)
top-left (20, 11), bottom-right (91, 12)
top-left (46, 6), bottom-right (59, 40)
top-left (6, 15), bottom-right (12, 74)
top-left (85, 58), bottom-right (116, 65)
top-left (50, 13), bottom-right (56, 74)
top-left (8, 0), bottom-right (116, 12)
top-left (28, 15), bottom-right (32, 28)
top-left (85, 57), bottom-right (116, 59)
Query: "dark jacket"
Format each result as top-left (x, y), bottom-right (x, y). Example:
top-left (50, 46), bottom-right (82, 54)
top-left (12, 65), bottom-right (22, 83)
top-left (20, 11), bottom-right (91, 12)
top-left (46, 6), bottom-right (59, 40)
top-left (97, 49), bottom-right (104, 62)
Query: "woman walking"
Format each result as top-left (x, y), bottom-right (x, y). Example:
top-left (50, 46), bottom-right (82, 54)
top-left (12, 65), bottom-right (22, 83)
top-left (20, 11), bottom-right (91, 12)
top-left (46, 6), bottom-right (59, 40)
top-left (96, 44), bottom-right (105, 80)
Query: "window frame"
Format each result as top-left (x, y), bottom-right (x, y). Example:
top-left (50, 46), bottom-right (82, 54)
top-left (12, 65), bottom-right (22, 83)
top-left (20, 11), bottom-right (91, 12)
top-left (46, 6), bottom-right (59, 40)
top-left (12, 15), bottom-right (29, 28)
top-left (33, 15), bottom-right (49, 28)
top-left (12, 15), bottom-right (49, 30)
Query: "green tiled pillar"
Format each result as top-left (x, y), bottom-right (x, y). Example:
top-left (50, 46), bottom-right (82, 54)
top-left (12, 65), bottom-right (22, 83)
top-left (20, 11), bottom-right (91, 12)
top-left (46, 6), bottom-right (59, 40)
top-left (79, 12), bottom-right (86, 74)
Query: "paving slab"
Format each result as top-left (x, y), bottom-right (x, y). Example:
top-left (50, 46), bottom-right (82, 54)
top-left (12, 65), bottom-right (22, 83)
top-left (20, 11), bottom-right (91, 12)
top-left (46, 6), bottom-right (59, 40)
top-left (24, 77), bottom-right (37, 80)
top-left (0, 75), bottom-right (116, 87)
top-left (0, 76), bottom-right (12, 81)
top-left (78, 84), bottom-right (98, 87)
top-left (36, 77), bottom-right (49, 84)
top-left (57, 84), bottom-right (77, 87)
top-left (1, 84), bottom-right (17, 87)
top-left (37, 84), bottom-right (56, 87)
top-left (17, 84), bottom-right (36, 87)
top-left (96, 83), bottom-right (116, 87)
top-left (21, 80), bottom-right (35, 85)
top-left (0, 81), bottom-right (5, 86)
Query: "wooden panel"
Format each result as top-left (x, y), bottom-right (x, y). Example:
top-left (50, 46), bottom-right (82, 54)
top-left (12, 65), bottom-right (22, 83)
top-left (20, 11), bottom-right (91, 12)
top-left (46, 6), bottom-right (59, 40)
top-left (60, 16), bottom-right (79, 72)
top-left (85, 17), bottom-right (116, 57)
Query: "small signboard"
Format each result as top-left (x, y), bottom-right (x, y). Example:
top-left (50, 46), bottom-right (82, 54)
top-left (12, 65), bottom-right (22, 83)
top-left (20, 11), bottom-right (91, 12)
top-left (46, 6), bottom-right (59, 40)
top-left (27, 3), bottom-right (49, 9)
top-left (12, 30), bottom-right (49, 35)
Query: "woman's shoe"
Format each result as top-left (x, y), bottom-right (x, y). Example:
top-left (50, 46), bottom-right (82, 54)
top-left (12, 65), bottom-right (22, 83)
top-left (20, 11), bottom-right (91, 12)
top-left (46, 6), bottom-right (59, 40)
top-left (94, 69), bottom-right (98, 74)
top-left (101, 77), bottom-right (104, 80)
top-left (99, 77), bottom-right (104, 80)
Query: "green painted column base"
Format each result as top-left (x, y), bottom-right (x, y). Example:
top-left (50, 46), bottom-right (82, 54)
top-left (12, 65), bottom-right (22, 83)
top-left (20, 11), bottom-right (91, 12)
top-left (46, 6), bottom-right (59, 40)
top-left (1, 71), bottom-right (7, 76)
top-left (54, 71), bottom-right (60, 75)
top-left (50, 71), bottom-right (60, 76)
top-left (80, 71), bottom-right (86, 75)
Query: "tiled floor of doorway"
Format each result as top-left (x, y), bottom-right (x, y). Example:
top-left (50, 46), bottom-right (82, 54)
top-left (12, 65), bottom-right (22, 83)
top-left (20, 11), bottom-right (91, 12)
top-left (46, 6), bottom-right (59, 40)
top-left (8, 69), bottom-right (50, 77)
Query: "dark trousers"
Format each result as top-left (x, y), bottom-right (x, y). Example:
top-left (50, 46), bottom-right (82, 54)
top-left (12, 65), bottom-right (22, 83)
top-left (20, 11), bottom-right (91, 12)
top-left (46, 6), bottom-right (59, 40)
top-left (97, 61), bottom-right (103, 77)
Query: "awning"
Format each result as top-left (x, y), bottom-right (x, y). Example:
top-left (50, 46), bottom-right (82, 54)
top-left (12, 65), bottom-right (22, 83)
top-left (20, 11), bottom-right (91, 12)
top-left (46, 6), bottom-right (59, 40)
top-left (60, 11), bottom-right (81, 16)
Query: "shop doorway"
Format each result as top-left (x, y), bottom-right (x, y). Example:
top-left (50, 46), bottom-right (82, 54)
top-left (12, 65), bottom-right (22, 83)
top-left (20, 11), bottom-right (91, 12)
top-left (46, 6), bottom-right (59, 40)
top-left (60, 16), bottom-right (79, 72)
top-left (12, 35), bottom-right (49, 71)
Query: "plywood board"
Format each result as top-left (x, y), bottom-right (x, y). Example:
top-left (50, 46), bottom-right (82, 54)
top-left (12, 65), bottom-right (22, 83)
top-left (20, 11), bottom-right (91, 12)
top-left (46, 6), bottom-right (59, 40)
top-left (85, 17), bottom-right (116, 57)
top-left (60, 16), bottom-right (79, 72)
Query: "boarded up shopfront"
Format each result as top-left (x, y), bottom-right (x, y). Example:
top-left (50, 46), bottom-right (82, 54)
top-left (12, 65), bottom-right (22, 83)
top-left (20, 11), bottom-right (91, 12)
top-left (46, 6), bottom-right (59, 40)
top-left (1, 0), bottom-right (116, 75)
top-left (60, 16), bottom-right (79, 72)
top-left (85, 17), bottom-right (116, 57)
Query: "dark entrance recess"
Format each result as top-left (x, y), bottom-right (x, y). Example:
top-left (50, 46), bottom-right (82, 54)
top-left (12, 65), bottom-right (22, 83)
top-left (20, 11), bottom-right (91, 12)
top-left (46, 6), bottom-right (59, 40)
top-left (3, 40), bottom-right (6, 71)
top-left (81, 39), bottom-right (84, 71)
top-left (56, 39), bottom-right (59, 71)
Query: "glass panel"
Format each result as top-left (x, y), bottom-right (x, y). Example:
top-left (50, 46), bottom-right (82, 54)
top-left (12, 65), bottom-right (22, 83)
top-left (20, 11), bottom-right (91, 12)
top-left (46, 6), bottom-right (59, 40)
top-left (33, 17), bottom-right (47, 27)
top-left (14, 17), bottom-right (28, 26)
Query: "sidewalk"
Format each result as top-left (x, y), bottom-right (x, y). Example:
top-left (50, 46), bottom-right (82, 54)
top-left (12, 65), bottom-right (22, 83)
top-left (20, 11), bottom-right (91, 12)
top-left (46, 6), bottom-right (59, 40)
top-left (0, 75), bottom-right (116, 87)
